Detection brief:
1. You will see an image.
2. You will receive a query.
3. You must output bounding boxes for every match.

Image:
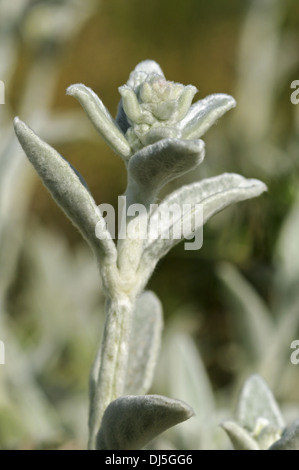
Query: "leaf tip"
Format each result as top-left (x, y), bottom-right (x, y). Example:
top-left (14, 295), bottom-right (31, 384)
top-left (13, 116), bottom-right (24, 135)
top-left (250, 179), bottom-right (268, 194)
top-left (66, 83), bottom-right (82, 97)
top-left (13, 116), bottom-right (32, 146)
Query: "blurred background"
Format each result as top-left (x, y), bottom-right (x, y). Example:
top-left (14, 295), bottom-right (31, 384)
top-left (1, 0), bottom-right (299, 449)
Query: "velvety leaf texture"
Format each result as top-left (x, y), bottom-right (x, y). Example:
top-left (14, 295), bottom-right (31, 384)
top-left (14, 117), bottom-right (116, 260)
top-left (143, 173), bottom-right (267, 264)
top-left (124, 291), bottom-right (163, 395)
top-left (220, 420), bottom-right (260, 450)
top-left (237, 374), bottom-right (284, 432)
top-left (96, 394), bottom-right (194, 450)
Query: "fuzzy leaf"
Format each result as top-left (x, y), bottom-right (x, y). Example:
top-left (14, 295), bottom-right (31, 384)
top-left (178, 93), bottom-right (236, 139)
top-left (162, 331), bottom-right (215, 421)
top-left (269, 420), bottom-right (299, 450)
top-left (217, 262), bottom-right (274, 362)
top-left (128, 60), bottom-right (165, 86)
top-left (237, 375), bottom-right (284, 432)
top-left (156, 330), bottom-right (215, 449)
top-left (124, 291), bottom-right (163, 395)
top-left (126, 138), bottom-right (205, 206)
top-left (260, 296), bottom-right (299, 385)
top-left (67, 84), bottom-right (132, 159)
top-left (275, 194), bottom-right (299, 290)
top-left (220, 420), bottom-right (260, 450)
top-left (143, 173), bottom-right (267, 266)
top-left (116, 60), bottom-right (165, 133)
top-left (14, 117), bottom-right (116, 261)
top-left (96, 394), bottom-right (194, 450)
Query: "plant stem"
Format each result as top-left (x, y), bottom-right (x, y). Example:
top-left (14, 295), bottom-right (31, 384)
top-left (88, 293), bottom-right (134, 450)
top-left (88, 206), bottom-right (148, 450)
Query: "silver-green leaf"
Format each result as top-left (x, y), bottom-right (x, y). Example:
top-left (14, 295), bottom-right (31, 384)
top-left (14, 117), bottom-right (116, 261)
top-left (178, 93), bottom-right (236, 139)
top-left (124, 291), bottom-right (163, 395)
top-left (217, 262), bottom-right (274, 362)
top-left (126, 138), bottom-right (205, 206)
top-left (67, 84), bottom-right (132, 160)
top-left (274, 193), bottom-right (299, 291)
top-left (237, 374), bottom-right (285, 432)
top-left (142, 173), bottom-right (267, 267)
top-left (96, 394), bottom-right (194, 450)
top-left (220, 420), bottom-right (260, 450)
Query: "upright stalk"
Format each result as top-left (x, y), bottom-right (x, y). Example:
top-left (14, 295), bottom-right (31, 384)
top-left (88, 210), bottom-right (146, 450)
top-left (88, 293), bottom-right (135, 450)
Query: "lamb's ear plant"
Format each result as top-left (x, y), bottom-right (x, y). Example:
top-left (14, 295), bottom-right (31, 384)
top-left (221, 374), bottom-right (299, 450)
top-left (14, 60), bottom-right (267, 450)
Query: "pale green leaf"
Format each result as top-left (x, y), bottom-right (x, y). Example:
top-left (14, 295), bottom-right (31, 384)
top-left (142, 173), bottom-right (267, 267)
top-left (220, 420), bottom-right (260, 450)
top-left (275, 194), bottom-right (299, 290)
top-left (126, 138), bottom-right (205, 206)
top-left (14, 117), bottom-right (116, 261)
top-left (217, 262), bottom-right (274, 361)
top-left (179, 94), bottom-right (236, 139)
top-left (124, 291), bottom-right (163, 395)
top-left (156, 330), bottom-right (215, 449)
top-left (67, 84), bottom-right (132, 159)
top-left (237, 375), bottom-right (284, 432)
top-left (96, 394), bottom-right (194, 450)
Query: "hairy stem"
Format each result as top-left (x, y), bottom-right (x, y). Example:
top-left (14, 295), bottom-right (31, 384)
top-left (88, 204), bottom-right (149, 450)
top-left (88, 294), bottom-right (134, 450)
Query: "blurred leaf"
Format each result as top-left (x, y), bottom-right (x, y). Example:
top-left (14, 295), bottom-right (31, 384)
top-left (256, 424), bottom-right (282, 450)
top-left (217, 262), bottom-right (274, 362)
top-left (269, 420), bottom-right (299, 450)
top-left (155, 328), bottom-right (216, 449)
top-left (220, 420), bottom-right (259, 450)
top-left (237, 375), bottom-right (284, 432)
top-left (274, 194), bottom-right (299, 291)
top-left (124, 291), bottom-right (163, 395)
top-left (259, 296), bottom-right (299, 387)
top-left (165, 332), bottom-right (215, 419)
